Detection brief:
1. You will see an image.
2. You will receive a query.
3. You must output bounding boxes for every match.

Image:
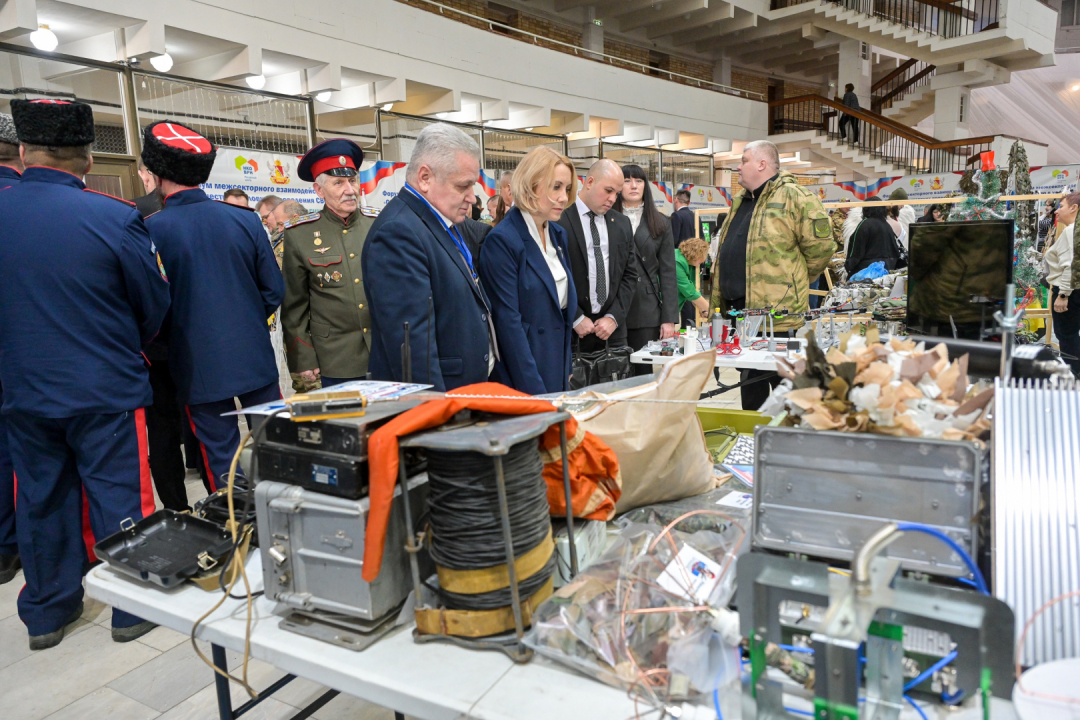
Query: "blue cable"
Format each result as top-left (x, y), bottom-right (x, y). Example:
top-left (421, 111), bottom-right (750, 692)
top-left (904, 649), bottom-right (958, 693)
top-left (955, 577), bottom-right (978, 589)
top-left (784, 707), bottom-right (816, 717)
top-left (894, 522), bottom-right (989, 595)
top-left (777, 643), bottom-right (814, 654)
top-left (905, 694), bottom-right (930, 720)
top-left (714, 688), bottom-right (723, 720)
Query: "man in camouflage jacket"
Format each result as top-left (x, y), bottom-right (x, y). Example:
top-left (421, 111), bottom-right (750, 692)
top-left (709, 142), bottom-right (835, 333)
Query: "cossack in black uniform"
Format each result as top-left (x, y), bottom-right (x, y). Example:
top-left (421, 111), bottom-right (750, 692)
top-left (0, 112), bottom-right (21, 585)
top-left (141, 121), bottom-right (284, 491)
top-left (0, 99), bottom-right (171, 648)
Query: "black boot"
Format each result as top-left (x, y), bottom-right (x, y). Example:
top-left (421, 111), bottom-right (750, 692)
top-left (28, 602), bottom-right (83, 651)
top-left (0, 552), bottom-right (20, 584)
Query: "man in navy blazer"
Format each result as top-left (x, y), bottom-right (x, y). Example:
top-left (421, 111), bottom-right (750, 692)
top-left (363, 124), bottom-right (497, 391)
top-left (141, 122), bottom-right (283, 491)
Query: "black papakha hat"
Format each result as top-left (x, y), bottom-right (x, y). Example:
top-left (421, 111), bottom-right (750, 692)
top-left (141, 121), bottom-right (218, 187)
top-left (11, 98), bottom-right (96, 146)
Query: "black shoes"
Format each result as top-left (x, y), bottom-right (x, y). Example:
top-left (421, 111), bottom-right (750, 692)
top-left (112, 620), bottom-right (158, 643)
top-left (0, 553), bottom-right (20, 584)
top-left (28, 601), bottom-right (84, 651)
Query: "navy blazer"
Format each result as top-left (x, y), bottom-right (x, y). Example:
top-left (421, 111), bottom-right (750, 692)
top-left (479, 208), bottom-right (576, 395)
top-left (145, 189), bottom-right (283, 405)
top-left (362, 189), bottom-right (494, 391)
top-left (0, 167), bottom-right (170, 417)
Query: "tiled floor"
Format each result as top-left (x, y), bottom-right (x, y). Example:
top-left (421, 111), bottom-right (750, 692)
top-left (0, 474), bottom-right (403, 720)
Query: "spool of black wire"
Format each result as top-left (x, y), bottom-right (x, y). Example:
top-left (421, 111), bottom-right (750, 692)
top-left (425, 438), bottom-right (554, 611)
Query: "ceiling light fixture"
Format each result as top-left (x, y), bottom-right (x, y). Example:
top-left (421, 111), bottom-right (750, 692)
top-left (245, 74), bottom-right (266, 90)
top-left (149, 53), bottom-right (173, 73)
top-left (30, 25), bottom-right (58, 52)
top-left (1072, 84), bottom-right (1079, 92)
top-left (315, 91), bottom-right (331, 103)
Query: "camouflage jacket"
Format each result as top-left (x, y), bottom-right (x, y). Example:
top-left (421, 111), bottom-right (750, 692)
top-left (709, 171), bottom-right (834, 330)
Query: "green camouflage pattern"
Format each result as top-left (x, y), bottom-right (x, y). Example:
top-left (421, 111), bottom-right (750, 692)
top-left (709, 171), bottom-right (834, 330)
top-left (765, 643), bottom-right (814, 688)
top-left (290, 371), bottom-right (322, 393)
top-left (908, 222), bottom-right (1011, 325)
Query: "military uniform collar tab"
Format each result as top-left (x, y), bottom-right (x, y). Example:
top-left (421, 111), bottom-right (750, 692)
top-left (322, 207), bottom-right (356, 227)
top-left (0, 166), bottom-right (21, 179)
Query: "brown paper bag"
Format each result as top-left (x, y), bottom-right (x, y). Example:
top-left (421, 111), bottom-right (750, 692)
top-left (569, 352), bottom-right (717, 514)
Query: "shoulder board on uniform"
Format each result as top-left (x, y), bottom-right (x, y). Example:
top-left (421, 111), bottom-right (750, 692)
top-left (83, 188), bottom-right (136, 207)
top-left (215, 199), bottom-right (256, 212)
top-left (284, 212), bottom-right (321, 229)
top-left (359, 205), bottom-right (380, 218)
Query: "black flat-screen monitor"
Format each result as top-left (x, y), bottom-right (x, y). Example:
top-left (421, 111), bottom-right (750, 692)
top-left (906, 219), bottom-right (1014, 340)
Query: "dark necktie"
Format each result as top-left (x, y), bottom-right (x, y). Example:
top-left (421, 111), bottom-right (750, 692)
top-left (587, 211), bottom-right (607, 307)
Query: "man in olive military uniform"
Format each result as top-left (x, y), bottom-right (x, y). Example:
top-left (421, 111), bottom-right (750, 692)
top-left (281, 140), bottom-right (377, 388)
top-left (710, 140), bottom-right (834, 410)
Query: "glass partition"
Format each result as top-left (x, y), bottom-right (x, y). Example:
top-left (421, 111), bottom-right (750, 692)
top-left (482, 128), bottom-right (565, 171)
top-left (601, 143), bottom-right (661, 180)
top-left (664, 151), bottom-right (713, 186)
top-left (379, 112), bottom-right (483, 164)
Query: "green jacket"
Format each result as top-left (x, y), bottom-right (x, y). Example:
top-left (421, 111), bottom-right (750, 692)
top-left (709, 171), bottom-right (833, 330)
top-left (281, 208), bottom-right (376, 378)
top-left (675, 249), bottom-right (701, 307)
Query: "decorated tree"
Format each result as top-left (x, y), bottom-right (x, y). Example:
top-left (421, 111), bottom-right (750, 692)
top-left (1007, 140), bottom-right (1040, 293)
top-left (948, 151), bottom-right (1009, 222)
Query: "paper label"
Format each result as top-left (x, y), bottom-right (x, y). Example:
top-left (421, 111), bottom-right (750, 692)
top-left (656, 545), bottom-right (724, 604)
top-left (716, 491), bottom-right (753, 510)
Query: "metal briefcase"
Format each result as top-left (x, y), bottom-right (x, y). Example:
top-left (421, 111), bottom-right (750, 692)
top-left (256, 476), bottom-right (430, 622)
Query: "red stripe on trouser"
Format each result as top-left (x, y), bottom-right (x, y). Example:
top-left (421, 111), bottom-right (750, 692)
top-left (184, 406), bottom-right (217, 492)
top-left (81, 488), bottom-right (97, 563)
top-left (134, 407), bottom-right (155, 518)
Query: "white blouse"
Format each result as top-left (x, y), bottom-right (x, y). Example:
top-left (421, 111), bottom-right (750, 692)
top-left (521, 212), bottom-right (569, 309)
top-left (623, 204), bottom-right (644, 234)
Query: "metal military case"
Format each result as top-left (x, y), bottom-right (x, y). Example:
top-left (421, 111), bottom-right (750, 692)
top-left (752, 426), bottom-right (984, 577)
top-left (256, 477), bottom-right (430, 621)
top-left (255, 399), bottom-right (422, 499)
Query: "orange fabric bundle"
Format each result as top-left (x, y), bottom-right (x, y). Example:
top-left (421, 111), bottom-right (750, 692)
top-left (540, 422), bottom-right (621, 522)
top-left (362, 382), bottom-right (620, 581)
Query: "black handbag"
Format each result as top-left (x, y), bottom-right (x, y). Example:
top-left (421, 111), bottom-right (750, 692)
top-left (571, 340), bottom-right (633, 389)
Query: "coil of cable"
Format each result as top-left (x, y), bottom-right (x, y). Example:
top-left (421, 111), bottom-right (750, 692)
top-left (425, 438), bottom-right (554, 611)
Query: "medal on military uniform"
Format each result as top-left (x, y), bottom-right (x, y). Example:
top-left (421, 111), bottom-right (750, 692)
top-left (331, 271), bottom-right (342, 282)
top-left (315, 246), bottom-right (330, 254)
top-left (313, 230), bottom-right (322, 246)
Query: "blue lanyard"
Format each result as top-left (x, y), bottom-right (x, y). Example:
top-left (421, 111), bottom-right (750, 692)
top-left (404, 183), bottom-right (476, 278)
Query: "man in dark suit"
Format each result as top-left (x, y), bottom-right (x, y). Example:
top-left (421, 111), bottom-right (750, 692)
top-left (670, 188), bottom-right (695, 247)
top-left (558, 159), bottom-right (638, 353)
top-left (457, 216), bottom-right (491, 258)
top-left (363, 123), bottom-right (497, 391)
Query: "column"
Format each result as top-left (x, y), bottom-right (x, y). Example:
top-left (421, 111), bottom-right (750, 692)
top-left (713, 54), bottom-right (732, 88)
top-left (836, 38), bottom-right (872, 108)
top-left (582, 7), bottom-right (603, 60)
top-left (932, 85), bottom-right (971, 140)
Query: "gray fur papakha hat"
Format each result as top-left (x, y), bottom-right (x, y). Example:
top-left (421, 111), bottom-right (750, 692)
top-left (0, 113), bottom-right (17, 145)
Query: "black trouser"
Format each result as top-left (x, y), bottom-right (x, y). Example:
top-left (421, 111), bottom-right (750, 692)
top-left (1052, 286), bottom-right (1080, 376)
top-left (680, 302), bottom-right (697, 330)
top-left (146, 358), bottom-right (190, 511)
top-left (627, 326), bottom-right (659, 377)
top-left (577, 323), bottom-right (627, 353)
top-left (726, 296), bottom-right (785, 411)
top-left (839, 115), bottom-right (859, 143)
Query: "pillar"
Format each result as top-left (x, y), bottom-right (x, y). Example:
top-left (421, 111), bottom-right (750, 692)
top-left (932, 85), bottom-right (971, 140)
top-left (582, 7), bottom-right (603, 60)
top-left (837, 38), bottom-right (871, 108)
top-left (713, 54), bottom-right (732, 88)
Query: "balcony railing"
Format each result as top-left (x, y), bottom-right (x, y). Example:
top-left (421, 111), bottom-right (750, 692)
top-left (770, 94), bottom-right (995, 173)
top-left (872, 59), bottom-right (936, 112)
top-left (770, 0), bottom-right (1000, 39)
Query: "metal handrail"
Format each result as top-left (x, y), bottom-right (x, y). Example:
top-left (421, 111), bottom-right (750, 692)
top-left (872, 60), bottom-right (936, 112)
top-left (770, 0), bottom-right (999, 38)
top-left (769, 94), bottom-right (996, 173)
top-left (399, 0), bottom-right (764, 101)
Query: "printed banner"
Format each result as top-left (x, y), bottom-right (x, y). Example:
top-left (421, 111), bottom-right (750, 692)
top-left (1029, 165), bottom-right (1080, 194)
top-left (201, 148), bottom-right (323, 210)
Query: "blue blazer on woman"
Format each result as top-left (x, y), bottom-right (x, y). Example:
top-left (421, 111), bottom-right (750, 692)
top-left (479, 207), bottom-right (577, 395)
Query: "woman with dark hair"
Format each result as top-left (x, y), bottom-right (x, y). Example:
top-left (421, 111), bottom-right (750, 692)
top-left (917, 204), bottom-right (944, 223)
top-left (613, 164), bottom-right (679, 363)
top-left (845, 197), bottom-right (901, 276)
top-left (493, 170), bottom-right (513, 225)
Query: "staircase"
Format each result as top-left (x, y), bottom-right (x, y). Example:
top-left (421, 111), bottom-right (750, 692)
top-left (767, 93), bottom-right (996, 175)
top-left (881, 84), bottom-right (935, 124)
top-left (767, 0), bottom-right (1055, 70)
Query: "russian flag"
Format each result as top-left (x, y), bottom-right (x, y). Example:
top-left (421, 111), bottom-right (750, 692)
top-left (718, 187), bottom-right (732, 205)
top-left (358, 161), bottom-right (406, 195)
top-left (654, 181), bottom-right (674, 204)
top-left (478, 170), bottom-right (498, 197)
top-left (863, 176), bottom-right (901, 198)
top-left (837, 180), bottom-right (865, 200)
